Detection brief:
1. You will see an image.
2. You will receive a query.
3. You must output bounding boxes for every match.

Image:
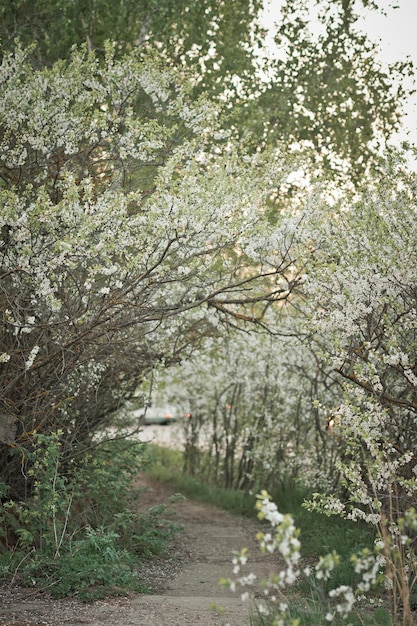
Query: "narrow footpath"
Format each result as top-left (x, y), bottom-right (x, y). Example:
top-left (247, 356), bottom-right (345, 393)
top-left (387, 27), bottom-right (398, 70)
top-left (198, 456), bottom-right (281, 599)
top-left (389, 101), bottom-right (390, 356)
top-left (0, 475), bottom-right (279, 626)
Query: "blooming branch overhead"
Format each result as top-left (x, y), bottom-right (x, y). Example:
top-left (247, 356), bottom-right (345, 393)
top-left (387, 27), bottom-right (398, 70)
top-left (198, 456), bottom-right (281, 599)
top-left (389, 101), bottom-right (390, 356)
top-left (0, 45), bottom-right (304, 498)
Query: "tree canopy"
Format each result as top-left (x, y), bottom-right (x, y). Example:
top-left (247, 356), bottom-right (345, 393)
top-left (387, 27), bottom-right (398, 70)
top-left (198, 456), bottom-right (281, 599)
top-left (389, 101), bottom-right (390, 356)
top-left (0, 45), bottom-right (302, 498)
top-left (235, 0), bottom-right (414, 181)
top-left (0, 0), bottom-right (413, 182)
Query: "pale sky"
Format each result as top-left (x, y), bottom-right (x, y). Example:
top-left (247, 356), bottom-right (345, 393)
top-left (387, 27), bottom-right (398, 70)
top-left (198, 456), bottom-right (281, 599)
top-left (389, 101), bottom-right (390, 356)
top-left (358, 0), bottom-right (417, 147)
top-left (261, 0), bottom-right (417, 163)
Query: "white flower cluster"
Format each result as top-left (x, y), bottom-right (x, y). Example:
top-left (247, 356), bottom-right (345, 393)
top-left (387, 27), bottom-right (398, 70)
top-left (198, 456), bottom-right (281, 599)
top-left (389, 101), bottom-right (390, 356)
top-left (222, 492), bottom-right (397, 624)
top-left (352, 548), bottom-right (385, 593)
top-left (327, 585), bottom-right (355, 619)
top-left (25, 345), bottom-right (40, 371)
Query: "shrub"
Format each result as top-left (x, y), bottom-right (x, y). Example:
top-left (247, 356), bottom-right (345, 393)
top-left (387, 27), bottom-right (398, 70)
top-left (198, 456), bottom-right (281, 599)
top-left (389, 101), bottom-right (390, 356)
top-left (222, 492), bottom-right (404, 626)
top-left (0, 432), bottom-right (176, 599)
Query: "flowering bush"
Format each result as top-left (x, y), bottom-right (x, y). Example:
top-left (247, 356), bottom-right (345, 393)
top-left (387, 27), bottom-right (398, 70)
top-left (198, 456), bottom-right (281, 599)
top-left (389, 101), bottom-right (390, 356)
top-left (160, 316), bottom-right (334, 492)
top-left (223, 492), bottom-right (387, 626)
top-left (0, 44), bottom-right (306, 500)
top-left (299, 156), bottom-right (417, 624)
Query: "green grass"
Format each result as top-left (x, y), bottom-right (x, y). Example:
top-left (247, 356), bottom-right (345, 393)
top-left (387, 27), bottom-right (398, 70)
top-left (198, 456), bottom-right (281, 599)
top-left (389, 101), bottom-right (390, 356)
top-left (145, 444), bottom-right (257, 516)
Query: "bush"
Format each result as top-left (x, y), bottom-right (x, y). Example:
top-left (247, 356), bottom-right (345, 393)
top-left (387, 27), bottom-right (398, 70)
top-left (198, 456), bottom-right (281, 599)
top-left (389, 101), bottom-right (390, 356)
top-left (21, 526), bottom-right (143, 601)
top-left (224, 492), bottom-right (391, 626)
top-left (0, 432), bottom-right (176, 599)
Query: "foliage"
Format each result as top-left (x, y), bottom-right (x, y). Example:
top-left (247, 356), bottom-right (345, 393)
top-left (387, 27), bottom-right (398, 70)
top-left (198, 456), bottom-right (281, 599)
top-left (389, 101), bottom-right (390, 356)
top-left (297, 156), bottom-right (417, 624)
top-left (0, 0), bottom-right (265, 95)
top-left (0, 432), bottom-right (176, 599)
top-left (22, 526), bottom-right (143, 601)
top-left (0, 0), bottom-right (412, 184)
top-left (224, 492), bottom-right (395, 626)
top-left (229, 0), bottom-right (415, 183)
top-left (0, 44), bottom-right (302, 499)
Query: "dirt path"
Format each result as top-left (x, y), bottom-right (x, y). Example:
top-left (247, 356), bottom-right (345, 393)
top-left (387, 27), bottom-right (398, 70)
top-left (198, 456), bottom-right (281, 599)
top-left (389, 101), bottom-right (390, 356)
top-left (0, 475), bottom-right (278, 626)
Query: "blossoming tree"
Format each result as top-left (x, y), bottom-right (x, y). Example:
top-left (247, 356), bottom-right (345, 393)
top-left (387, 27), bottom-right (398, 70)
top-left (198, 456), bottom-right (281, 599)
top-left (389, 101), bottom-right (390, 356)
top-left (0, 45), bottom-right (304, 499)
top-left (300, 156), bottom-right (417, 622)
top-left (161, 309), bottom-right (341, 492)
top-left (0, 0), bottom-right (411, 185)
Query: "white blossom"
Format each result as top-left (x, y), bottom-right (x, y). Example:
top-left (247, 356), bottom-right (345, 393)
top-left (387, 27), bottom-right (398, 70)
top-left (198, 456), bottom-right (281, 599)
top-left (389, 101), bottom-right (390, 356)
top-left (25, 345), bottom-right (40, 371)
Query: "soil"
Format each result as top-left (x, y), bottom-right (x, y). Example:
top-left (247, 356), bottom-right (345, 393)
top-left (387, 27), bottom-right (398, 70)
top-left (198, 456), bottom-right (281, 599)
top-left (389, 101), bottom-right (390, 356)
top-left (0, 474), bottom-right (280, 626)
